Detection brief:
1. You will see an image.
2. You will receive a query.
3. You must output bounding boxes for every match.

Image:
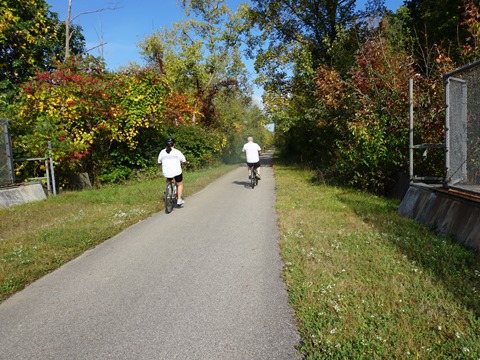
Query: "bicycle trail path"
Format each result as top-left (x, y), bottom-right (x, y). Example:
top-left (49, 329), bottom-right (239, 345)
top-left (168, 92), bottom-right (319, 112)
top-left (0, 154), bottom-right (301, 359)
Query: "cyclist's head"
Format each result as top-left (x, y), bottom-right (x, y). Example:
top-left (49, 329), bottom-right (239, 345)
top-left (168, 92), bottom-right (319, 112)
top-left (166, 137), bottom-right (176, 147)
top-left (166, 137), bottom-right (175, 153)
top-left (247, 136), bottom-right (253, 142)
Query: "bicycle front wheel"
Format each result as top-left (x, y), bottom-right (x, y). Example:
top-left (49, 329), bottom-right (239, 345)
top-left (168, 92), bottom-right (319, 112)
top-left (165, 182), bottom-right (176, 213)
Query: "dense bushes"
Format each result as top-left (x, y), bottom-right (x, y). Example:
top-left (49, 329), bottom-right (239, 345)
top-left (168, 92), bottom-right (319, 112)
top-left (274, 12), bottom-right (450, 195)
top-left (161, 125), bottom-right (226, 169)
top-left (6, 55), bottom-right (262, 188)
top-left (12, 61), bottom-right (165, 186)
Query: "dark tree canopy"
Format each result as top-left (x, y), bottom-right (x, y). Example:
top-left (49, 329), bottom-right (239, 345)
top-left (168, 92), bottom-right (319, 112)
top-left (404, 0), bottom-right (468, 64)
top-left (248, 0), bottom-right (357, 67)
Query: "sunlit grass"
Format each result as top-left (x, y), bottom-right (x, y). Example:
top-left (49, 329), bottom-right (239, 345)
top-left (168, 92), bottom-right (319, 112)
top-left (0, 164), bottom-right (237, 301)
top-left (275, 164), bottom-right (480, 359)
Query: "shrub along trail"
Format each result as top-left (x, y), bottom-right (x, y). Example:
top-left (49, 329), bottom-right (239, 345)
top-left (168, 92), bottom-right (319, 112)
top-left (0, 158), bottom-right (301, 359)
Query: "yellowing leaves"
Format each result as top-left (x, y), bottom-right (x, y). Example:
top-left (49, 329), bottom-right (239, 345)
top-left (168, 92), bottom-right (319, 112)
top-left (11, 58), bottom-right (170, 181)
top-left (314, 66), bottom-right (346, 110)
top-left (65, 98), bottom-right (76, 106)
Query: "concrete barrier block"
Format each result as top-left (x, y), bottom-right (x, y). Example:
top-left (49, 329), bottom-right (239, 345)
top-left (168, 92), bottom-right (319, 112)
top-left (0, 183), bottom-right (47, 208)
top-left (399, 184), bottom-right (480, 252)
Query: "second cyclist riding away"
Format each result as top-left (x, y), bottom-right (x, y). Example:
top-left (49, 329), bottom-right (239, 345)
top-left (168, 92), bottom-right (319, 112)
top-left (242, 136), bottom-right (262, 185)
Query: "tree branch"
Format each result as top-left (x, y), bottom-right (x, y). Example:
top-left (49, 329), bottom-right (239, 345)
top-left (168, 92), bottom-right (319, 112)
top-left (70, 6), bottom-right (122, 23)
top-left (65, 1), bottom-right (122, 60)
top-left (82, 42), bottom-right (108, 55)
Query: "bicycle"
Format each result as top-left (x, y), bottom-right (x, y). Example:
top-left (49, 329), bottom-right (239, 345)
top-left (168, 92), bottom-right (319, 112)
top-left (162, 162), bottom-right (188, 213)
top-left (164, 178), bottom-right (178, 214)
top-left (249, 165), bottom-right (259, 189)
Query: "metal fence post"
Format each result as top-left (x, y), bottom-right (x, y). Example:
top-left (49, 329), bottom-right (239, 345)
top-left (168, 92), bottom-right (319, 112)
top-left (48, 141), bottom-right (57, 195)
top-left (409, 79), bottom-right (414, 181)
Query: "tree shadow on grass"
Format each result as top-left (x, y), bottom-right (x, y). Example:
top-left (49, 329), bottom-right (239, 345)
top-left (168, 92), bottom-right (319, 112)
top-left (335, 188), bottom-right (480, 318)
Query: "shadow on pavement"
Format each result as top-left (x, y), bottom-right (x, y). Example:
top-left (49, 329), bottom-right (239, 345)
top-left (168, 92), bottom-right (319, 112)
top-left (232, 181), bottom-right (256, 189)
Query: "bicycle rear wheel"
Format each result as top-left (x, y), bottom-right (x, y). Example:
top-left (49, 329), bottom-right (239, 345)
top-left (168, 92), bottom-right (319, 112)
top-left (165, 182), bottom-right (176, 213)
top-left (250, 169), bottom-right (256, 189)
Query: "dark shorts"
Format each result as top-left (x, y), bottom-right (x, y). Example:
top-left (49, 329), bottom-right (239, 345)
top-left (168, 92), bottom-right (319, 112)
top-left (247, 161), bottom-right (260, 169)
top-left (167, 173), bottom-right (183, 183)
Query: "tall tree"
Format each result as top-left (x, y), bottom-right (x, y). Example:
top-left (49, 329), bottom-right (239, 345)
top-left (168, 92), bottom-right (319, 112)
top-left (246, 0), bottom-right (362, 169)
top-left (1, 0), bottom-right (58, 85)
top-left (139, 0), bottom-right (250, 127)
top-left (0, 0), bottom-right (85, 111)
top-left (248, 0), bottom-right (357, 76)
top-left (404, 0), bottom-right (467, 72)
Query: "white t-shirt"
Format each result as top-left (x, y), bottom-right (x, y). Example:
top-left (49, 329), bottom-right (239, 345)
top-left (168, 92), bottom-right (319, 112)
top-left (242, 142), bottom-right (261, 163)
top-left (158, 148), bottom-right (186, 178)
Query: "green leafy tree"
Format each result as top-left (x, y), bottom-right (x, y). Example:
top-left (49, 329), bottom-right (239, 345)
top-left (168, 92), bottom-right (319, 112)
top-left (247, 0), bottom-right (361, 98)
top-left (139, 0), bottom-right (250, 128)
top-left (248, 0), bottom-right (357, 68)
top-left (0, 0), bottom-right (85, 111)
top-left (246, 0), bottom-right (365, 167)
top-left (214, 91), bottom-right (251, 162)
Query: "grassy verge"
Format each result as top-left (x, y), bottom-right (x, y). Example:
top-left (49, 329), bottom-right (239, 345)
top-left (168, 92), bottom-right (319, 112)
top-left (274, 164), bottom-right (480, 359)
top-left (0, 164), bottom-right (237, 302)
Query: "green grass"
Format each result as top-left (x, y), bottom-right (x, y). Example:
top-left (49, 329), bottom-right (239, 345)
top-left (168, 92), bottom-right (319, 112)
top-left (0, 164), bottom-right (237, 301)
top-left (274, 164), bottom-right (480, 359)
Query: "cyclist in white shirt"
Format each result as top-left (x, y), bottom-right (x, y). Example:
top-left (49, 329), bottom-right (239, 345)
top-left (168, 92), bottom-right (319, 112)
top-left (158, 138), bottom-right (188, 206)
top-left (242, 136), bottom-right (262, 180)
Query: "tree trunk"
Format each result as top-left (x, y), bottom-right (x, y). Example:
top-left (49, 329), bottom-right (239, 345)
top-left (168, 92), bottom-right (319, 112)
top-left (65, 0), bottom-right (72, 60)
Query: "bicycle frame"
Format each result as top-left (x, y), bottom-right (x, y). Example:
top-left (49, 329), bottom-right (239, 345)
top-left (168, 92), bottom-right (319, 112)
top-left (249, 165), bottom-right (258, 189)
top-left (164, 178), bottom-right (178, 213)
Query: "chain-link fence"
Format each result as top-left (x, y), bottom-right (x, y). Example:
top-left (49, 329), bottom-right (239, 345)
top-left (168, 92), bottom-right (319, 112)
top-left (444, 60), bottom-right (480, 189)
top-left (0, 118), bottom-right (15, 186)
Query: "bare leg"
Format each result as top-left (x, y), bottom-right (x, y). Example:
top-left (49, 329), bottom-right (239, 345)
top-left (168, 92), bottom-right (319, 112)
top-left (177, 181), bottom-right (184, 199)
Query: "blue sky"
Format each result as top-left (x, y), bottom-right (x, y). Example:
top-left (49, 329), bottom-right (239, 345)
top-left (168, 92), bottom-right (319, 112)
top-left (46, 0), bottom-right (405, 71)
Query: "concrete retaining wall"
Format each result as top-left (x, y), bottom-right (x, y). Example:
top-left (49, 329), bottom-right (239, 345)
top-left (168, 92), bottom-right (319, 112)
top-left (399, 184), bottom-right (480, 251)
top-left (0, 183), bottom-right (47, 208)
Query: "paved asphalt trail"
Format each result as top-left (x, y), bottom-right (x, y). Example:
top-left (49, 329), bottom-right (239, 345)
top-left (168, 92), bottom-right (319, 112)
top-left (0, 154), bottom-right (302, 359)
